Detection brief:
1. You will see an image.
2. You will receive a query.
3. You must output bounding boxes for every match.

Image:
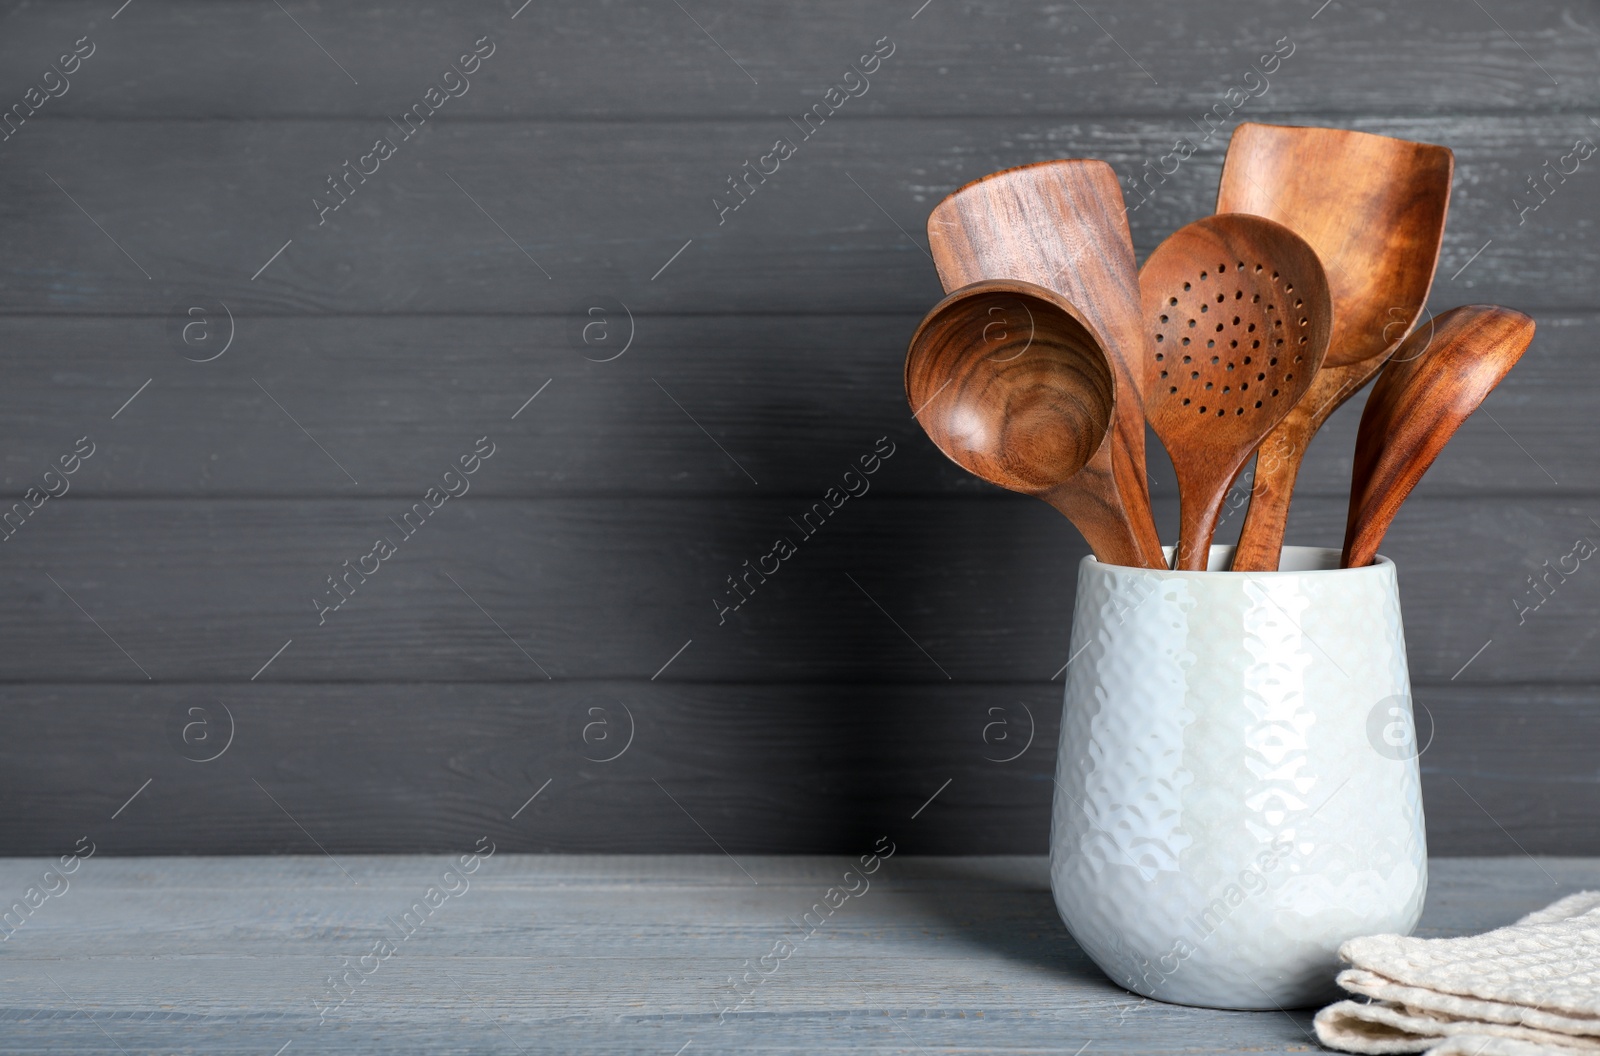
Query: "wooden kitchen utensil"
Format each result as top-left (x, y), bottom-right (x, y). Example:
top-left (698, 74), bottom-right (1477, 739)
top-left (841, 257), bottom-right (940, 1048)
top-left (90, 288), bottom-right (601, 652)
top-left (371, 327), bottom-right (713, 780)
top-left (1138, 214), bottom-right (1332, 571)
top-left (1221, 123), bottom-right (1454, 570)
top-left (1342, 304), bottom-right (1534, 569)
top-left (927, 159), bottom-right (1164, 567)
top-left (906, 279), bottom-right (1153, 567)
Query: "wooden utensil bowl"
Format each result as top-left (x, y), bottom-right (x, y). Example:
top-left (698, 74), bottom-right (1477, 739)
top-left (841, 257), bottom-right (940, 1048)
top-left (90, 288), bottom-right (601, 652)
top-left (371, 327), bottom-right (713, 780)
top-left (1152, 261), bottom-right (1315, 422)
top-left (1140, 215), bottom-right (1332, 451)
top-left (907, 286), bottom-right (1115, 495)
top-left (1138, 214), bottom-right (1333, 570)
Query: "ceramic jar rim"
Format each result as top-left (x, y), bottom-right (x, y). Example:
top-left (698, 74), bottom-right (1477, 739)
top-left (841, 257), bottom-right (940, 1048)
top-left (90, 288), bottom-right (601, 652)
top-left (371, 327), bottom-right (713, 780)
top-left (1084, 545), bottom-right (1394, 579)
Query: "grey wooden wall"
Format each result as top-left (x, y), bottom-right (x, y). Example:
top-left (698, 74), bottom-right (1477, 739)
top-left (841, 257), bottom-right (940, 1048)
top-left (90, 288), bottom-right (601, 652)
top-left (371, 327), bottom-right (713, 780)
top-left (0, 0), bottom-right (1595, 857)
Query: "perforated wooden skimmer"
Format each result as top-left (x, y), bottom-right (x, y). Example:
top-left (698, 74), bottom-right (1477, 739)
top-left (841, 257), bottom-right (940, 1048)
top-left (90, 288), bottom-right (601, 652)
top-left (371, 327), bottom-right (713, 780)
top-left (1138, 214), bottom-right (1332, 570)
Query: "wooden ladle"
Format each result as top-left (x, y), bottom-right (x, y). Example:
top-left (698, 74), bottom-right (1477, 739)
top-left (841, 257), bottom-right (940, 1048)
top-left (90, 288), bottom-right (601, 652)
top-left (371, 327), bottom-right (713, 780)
top-left (1138, 214), bottom-right (1332, 571)
top-left (1342, 305), bottom-right (1535, 568)
top-left (1220, 123), bottom-right (1454, 570)
top-left (906, 279), bottom-right (1152, 567)
top-left (927, 159), bottom-right (1164, 567)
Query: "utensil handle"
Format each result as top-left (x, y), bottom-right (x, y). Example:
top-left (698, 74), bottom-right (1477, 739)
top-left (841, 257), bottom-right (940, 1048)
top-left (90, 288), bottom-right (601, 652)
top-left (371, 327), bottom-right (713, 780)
top-left (1232, 357), bottom-right (1392, 571)
top-left (1173, 462), bottom-right (1243, 572)
top-left (1043, 446), bottom-right (1160, 569)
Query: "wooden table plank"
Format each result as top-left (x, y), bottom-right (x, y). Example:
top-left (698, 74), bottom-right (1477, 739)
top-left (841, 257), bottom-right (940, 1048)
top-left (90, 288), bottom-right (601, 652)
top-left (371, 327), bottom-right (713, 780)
top-left (0, 855), bottom-right (1591, 1054)
top-left (1, 494), bottom-right (1599, 685)
top-left (0, 312), bottom-right (1589, 500)
top-left (0, 683), bottom-right (1594, 858)
top-left (2, 0), bottom-right (1594, 119)
top-left (0, 116), bottom-right (1592, 316)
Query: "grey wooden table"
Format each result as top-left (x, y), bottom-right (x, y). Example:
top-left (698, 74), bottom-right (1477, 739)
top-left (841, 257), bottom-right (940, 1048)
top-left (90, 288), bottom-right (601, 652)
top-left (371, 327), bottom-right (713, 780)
top-left (0, 854), bottom-right (1593, 1055)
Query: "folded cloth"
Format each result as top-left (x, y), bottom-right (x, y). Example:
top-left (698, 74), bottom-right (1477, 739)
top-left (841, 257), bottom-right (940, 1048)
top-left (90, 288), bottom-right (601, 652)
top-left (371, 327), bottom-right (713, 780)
top-left (1314, 891), bottom-right (1600, 1055)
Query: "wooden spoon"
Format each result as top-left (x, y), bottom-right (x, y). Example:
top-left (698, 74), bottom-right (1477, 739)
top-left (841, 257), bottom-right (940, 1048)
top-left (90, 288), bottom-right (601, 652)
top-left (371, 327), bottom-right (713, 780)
top-left (1342, 305), bottom-right (1535, 568)
top-left (1138, 214), bottom-right (1332, 571)
top-left (906, 279), bottom-right (1151, 567)
top-left (1220, 123), bottom-right (1454, 570)
top-left (927, 159), bottom-right (1164, 567)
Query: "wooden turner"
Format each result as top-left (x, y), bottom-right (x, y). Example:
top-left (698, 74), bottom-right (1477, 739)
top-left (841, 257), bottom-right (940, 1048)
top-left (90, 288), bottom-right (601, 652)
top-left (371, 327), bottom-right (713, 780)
top-left (1220, 123), bottom-right (1454, 570)
top-left (1138, 215), bottom-right (1332, 570)
top-left (927, 160), bottom-right (1164, 568)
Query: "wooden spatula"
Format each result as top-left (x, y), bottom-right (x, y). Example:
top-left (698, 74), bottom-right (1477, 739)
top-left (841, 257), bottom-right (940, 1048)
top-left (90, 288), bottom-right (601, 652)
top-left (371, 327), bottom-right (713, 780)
top-left (928, 160), bottom-right (1164, 568)
top-left (1219, 123), bottom-right (1453, 570)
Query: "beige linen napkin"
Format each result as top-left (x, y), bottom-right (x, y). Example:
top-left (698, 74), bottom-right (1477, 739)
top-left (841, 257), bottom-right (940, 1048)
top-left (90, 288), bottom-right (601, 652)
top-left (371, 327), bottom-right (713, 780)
top-left (1314, 891), bottom-right (1600, 1055)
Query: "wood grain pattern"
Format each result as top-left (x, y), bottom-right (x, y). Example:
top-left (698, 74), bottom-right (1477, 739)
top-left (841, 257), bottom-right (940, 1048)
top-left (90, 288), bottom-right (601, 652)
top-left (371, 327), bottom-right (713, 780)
top-left (0, 117), bottom-right (1591, 316)
top-left (1344, 305), bottom-right (1535, 567)
top-left (926, 160), bottom-right (1163, 565)
top-left (1220, 124), bottom-right (1453, 570)
top-left (0, 855), bottom-right (1591, 1055)
top-left (7, 494), bottom-right (1600, 687)
top-left (0, 682), bottom-right (1594, 856)
top-left (1139, 215), bottom-right (1331, 569)
top-left (0, 312), bottom-right (1591, 500)
top-left (906, 280), bottom-right (1157, 566)
top-left (5, 1), bottom-right (1600, 119)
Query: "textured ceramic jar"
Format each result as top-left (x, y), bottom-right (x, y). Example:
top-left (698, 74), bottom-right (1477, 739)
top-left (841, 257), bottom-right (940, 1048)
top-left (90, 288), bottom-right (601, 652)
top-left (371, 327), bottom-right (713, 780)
top-left (1049, 545), bottom-right (1427, 1010)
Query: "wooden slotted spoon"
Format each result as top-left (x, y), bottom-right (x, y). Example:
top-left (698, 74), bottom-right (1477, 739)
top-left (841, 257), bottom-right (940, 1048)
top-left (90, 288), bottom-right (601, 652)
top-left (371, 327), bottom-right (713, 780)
top-left (1343, 304), bottom-right (1535, 568)
top-left (927, 159), bottom-right (1164, 568)
top-left (1138, 215), bottom-right (1332, 571)
top-left (1220, 123), bottom-right (1454, 570)
top-left (907, 279), bottom-right (1151, 566)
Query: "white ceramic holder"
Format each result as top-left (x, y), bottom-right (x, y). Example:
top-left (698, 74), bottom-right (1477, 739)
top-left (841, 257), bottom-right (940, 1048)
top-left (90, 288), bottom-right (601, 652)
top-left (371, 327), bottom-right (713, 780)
top-left (1049, 545), bottom-right (1427, 1010)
